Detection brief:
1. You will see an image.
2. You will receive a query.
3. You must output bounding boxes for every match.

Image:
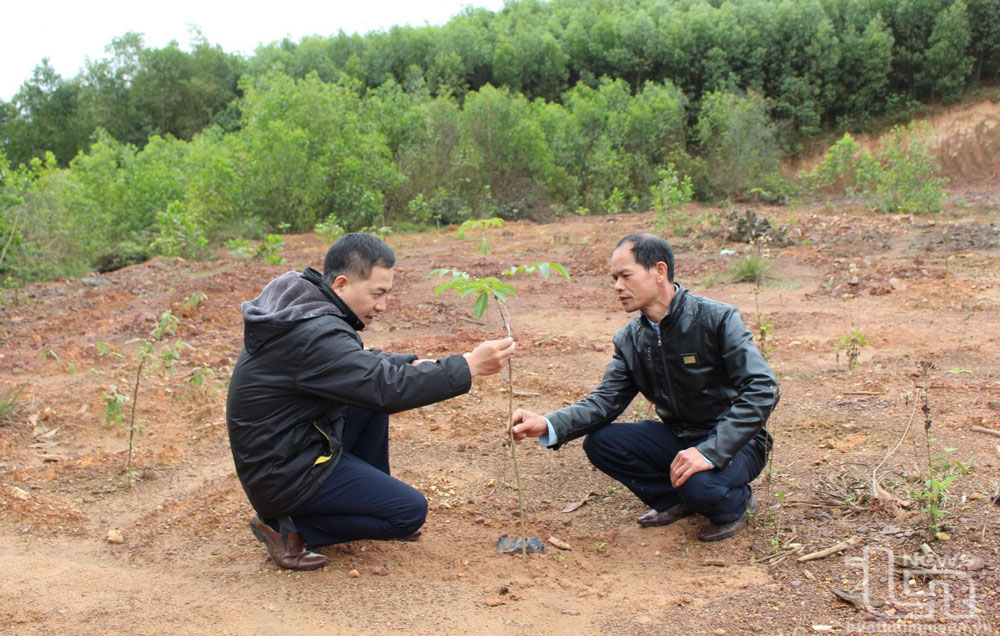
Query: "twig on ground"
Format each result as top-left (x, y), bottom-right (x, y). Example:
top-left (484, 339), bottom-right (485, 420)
top-left (532, 331), bottom-right (568, 346)
top-left (797, 536), bottom-right (859, 563)
top-left (871, 399), bottom-right (919, 504)
top-left (971, 425), bottom-right (1000, 438)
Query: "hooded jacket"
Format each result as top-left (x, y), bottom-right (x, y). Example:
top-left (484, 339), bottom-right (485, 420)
top-left (226, 267), bottom-right (472, 518)
top-left (545, 284), bottom-right (778, 469)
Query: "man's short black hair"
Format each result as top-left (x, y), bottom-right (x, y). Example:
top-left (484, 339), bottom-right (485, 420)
top-left (323, 233), bottom-right (395, 284)
top-left (616, 233), bottom-right (675, 282)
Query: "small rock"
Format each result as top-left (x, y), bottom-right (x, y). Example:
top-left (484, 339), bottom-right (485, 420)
top-left (370, 565), bottom-right (390, 576)
top-left (484, 598), bottom-right (506, 607)
top-left (968, 492), bottom-right (984, 500)
top-left (106, 529), bottom-right (124, 544)
top-left (714, 629), bottom-right (727, 635)
top-left (965, 556), bottom-right (986, 571)
top-left (547, 536), bottom-right (571, 550)
top-left (935, 532), bottom-right (951, 542)
top-left (348, 569), bottom-right (360, 578)
top-left (10, 486), bottom-right (29, 500)
top-left (562, 610), bottom-right (580, 616)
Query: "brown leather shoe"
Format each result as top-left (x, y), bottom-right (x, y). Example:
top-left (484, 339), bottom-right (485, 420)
top-left (637, 503), bottom-right (694, 527)
top-left (698, 493), bottom-right (758, 542)
top-left (250, 516), bottom-right (329, 571)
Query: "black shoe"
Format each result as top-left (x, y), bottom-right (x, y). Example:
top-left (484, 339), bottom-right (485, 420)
top-left (698, 493), bottom-right (758, 542)
top-left (392, 529), bottom-right (422, 542)
top-left (637, 503), bottom-right (693, 527)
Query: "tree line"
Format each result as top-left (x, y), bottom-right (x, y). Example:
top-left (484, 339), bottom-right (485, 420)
top-left (3, 0), bottom-right (996, 166)
top-left (0, 0), bottom-right (990, 285)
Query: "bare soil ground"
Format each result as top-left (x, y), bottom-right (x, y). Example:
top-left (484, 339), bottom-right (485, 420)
top-left (3, 107), bottom-right (1000, 636)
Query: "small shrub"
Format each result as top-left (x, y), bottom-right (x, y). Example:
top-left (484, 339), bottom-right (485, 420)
top-left (152, 201), bottom-right (210, 260)
top-left (835, 328), bottom-right (868, 371)
top-left (802, 123), bottom-right (948, 214)
top-left (0, 382), bottom-right (26, 426)
top-left (728, 253), bottom-right (774, 283)
top-left (225, 235), bottom-right (284, 265)
top-left (314, 215), bottom-right (345, 244)
top-left (650, 164), bottom-right (694, 235)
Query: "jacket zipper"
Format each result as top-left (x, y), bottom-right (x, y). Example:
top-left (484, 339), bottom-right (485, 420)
top-left (312, 421), bottom-right (334, 466)
top-left (657, 328), bottom-right (680, 419)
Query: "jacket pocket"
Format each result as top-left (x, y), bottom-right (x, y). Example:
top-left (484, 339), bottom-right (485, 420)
top-left (311, 421), bottom-right (335, 466)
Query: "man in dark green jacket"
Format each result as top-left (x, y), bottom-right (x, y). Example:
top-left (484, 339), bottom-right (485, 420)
top-left (511, 233), bottom-right (778, 541)
top-left (227, 233), bottom-right (515, 570)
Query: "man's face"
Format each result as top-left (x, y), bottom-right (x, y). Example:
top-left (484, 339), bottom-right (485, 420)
top-left (610, 245), bottom-right (660, 314)
top-left (332, 266), bottom-right (394, 325)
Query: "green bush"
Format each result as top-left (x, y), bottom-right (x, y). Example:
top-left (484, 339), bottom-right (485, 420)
top-left (151, 201), bottom-right (209, 260)
top-left (696, 91), bottom-right (781, 199)
top-left (803, 122), bottom-right (947, 214)
top-left (650, 164), bottom-right (694, 234)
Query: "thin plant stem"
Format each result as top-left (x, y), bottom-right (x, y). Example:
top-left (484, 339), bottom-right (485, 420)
top-left (872, 397), bottom-right (919, 501)
top-left (496, 297), bottom-right (528, 558)
top-left (126, 353), bottom-right (146, 487)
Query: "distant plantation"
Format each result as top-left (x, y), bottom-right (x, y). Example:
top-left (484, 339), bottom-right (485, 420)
top-left (1, 0), bottom-right (995, 286)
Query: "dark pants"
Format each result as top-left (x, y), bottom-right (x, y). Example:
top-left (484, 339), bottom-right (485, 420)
top-left (290, 407), bottom-right (427, 547)
top-left (582, 420), bottom-right (765, 525)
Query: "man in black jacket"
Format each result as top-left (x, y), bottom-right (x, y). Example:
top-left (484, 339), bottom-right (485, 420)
top-left (511, 233), bottom-right (778, 541)
top-left (227, 233), bottom-right (515, 570)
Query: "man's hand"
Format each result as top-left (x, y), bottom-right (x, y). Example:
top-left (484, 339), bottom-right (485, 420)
top-left (464, 337), bottom-right (515, 377)
top-left (670, 447), bottom-right (712, 487)
top-left (509, 408), bottom-right (548, 442)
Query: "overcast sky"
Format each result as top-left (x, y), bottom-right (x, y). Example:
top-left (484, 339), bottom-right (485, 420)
top-left (3, 0), bottom-right (507, 101)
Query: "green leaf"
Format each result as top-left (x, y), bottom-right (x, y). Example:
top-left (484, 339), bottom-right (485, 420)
top-left (538, 262), bottom-right (551, 277)
top-left (550, 262), bottom-right (570, 280)
top-left (473, 292), bottom-right (489, 319)
top-left (493, 282), bottom-right (517, 297)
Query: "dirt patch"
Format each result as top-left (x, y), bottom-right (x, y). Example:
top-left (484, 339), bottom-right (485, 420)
top-left (2, 199), bottom-right (1000, 635)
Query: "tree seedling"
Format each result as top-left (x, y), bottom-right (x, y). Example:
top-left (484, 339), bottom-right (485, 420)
top-left (98, 310), bottom-right (186, 486)
top-left (835, 328), bottom-right (868, 372)
top-left (456, 217), bottom-right (504, 255)
top-left (431, 261), bottom-right (569, 556)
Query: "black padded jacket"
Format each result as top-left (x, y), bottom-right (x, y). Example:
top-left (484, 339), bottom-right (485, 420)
top-left (226, 267), bottom-right (472, 518)
top-left (545, 284), bottom-right (778, 469)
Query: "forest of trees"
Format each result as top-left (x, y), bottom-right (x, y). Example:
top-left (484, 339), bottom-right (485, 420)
top-left (1, 0), bottom-right (996, 284)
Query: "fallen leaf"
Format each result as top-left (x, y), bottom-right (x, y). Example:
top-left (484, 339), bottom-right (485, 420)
top-left (547, 536), bottom-right (571, 550)
top-left (561, 492), bottom-right (596, 514)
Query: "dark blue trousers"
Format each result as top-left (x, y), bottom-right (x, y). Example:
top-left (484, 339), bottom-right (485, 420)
top-left (290, 407), bottom-right (427, 547)
top-left (583, 420), bottom-right (765, 525)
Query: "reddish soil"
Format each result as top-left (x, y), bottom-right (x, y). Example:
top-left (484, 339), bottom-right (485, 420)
top-left (3, 108), bottom-right (1000, 635)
